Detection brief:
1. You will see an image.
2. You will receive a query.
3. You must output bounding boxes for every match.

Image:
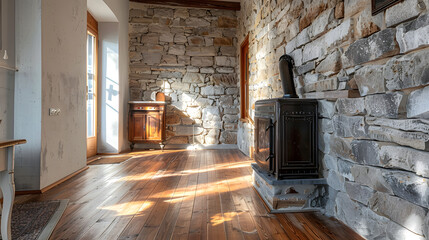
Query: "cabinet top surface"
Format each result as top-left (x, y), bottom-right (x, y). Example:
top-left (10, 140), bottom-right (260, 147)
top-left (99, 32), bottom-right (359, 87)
top-left (0, 139), bottom-right (27, 149)
top-left (129, 101), bottom-right (167, 105)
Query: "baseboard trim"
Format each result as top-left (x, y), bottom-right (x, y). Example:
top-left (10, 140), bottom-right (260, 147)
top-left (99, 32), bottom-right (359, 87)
top-left (16, 190), bottom-right (42, 195)
top-left (16, 166), bottom-right (89, 195)
top-left (132, 143), bottom-right (239, 150)
top-left (41, 166), bottom-right (89, 193)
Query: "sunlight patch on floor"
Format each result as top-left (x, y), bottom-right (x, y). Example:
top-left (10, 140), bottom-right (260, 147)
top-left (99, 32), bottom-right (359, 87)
top-left (100, 201), bottom-right (153, 216)
top-left (210, 212), bottom-right (244, 226)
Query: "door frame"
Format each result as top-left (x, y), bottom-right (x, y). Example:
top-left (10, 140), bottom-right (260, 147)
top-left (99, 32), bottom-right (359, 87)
top-left (87, 12), bottom-right (98, 158)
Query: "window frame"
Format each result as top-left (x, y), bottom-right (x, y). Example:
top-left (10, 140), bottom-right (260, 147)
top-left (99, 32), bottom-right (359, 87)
top-left (372, 0), bottom-right (403, 15)
top-left (240, 35), bottom-right (250, 122)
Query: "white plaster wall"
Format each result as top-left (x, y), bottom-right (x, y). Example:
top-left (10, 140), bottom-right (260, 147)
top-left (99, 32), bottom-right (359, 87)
top-left (14, 0), bottom-right (42, 190)
top-left (98, 0), bottom-right (129, 153)
top-left (39, 0), bottom-right (87, 188)
top-left (0, 0), bottom-right (15, 140)
top-left (15, 0), bottom-right (87, 190)
top-left (98, 22), bottom-right (120, 153)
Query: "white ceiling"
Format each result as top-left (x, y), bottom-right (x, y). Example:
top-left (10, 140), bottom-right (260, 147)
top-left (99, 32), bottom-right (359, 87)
top-left (87, 0), bottom-right (118, 22)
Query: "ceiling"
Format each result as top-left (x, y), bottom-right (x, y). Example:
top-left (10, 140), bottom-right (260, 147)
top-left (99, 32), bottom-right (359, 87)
top-left (87, 0), bottom-right (118, 22)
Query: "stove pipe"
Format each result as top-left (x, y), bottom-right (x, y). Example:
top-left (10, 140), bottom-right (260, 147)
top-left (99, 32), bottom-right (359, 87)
top-left (279, 54), bottom-right (298, 98)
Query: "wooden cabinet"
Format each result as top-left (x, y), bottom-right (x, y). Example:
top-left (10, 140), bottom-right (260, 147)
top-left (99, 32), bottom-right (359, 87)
top-left (128, 102), bottom-right (166, 149)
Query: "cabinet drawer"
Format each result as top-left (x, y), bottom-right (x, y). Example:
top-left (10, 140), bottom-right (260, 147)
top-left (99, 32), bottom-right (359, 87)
top-left (131, 105), bottom-right (164, 111)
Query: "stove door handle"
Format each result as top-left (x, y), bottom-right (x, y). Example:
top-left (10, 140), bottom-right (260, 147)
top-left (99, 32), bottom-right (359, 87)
top-left (265, 154), bottom-right (274, 162)
top-left (265, 121), bottom-right (276, 132)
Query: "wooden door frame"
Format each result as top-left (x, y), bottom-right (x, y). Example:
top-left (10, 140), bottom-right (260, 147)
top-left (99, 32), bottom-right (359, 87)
top-left (240, 35), bottom-right (251, 122)
top-left (87, 12), bottom-right (98, 158)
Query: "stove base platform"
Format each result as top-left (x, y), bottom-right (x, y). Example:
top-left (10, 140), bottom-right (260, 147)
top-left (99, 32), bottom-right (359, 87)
top-left (252, 163), bottom-right (328, 213)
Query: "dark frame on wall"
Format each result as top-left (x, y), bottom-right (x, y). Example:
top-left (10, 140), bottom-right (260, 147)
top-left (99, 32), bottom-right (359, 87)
top-left (372, 0), bottom-right (403, 15)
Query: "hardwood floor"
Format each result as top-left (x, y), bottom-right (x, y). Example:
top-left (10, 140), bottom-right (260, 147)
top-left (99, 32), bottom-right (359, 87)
top-left (17, 149), bottom-right (364, 240)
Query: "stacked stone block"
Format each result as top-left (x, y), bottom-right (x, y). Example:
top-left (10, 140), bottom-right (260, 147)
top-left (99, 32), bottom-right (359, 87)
top-left (129, 3), bottom-right (239, 145)
top-left (238, 0), bottom-right (429, 238)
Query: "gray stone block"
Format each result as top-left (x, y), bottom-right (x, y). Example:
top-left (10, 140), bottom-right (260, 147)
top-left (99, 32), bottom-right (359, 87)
top-left (335, 98), bottom-right (366, 115)
top-left (191, 57), bottom-right (213, 67)
top-left (142, 52), bottom-right (162, 65)
top-left (368, 125), bottom-right (429, 150)
top-left (366, 117), bottom-right (429, 133)
top-left (186, 46), bottom-right (216, 56)
top-left (303, 37), bottom-right (326, 63)
top-left (425, 213), bottom-right (429, 239)
top-left (322, 154), bottom-right (338, 171)
top-left (154, 8), bottom-right (174, 18)
top-left (383, 170), bottom-right (429, 208)
top-left (319, 132), bottom-right (332, 154)
top-left (205, 129), bottom-right (220, 144)
top-left (322, 187), bottom-right (338, 217)
top-left (170, 82), bottom-right (190, 91)
top-left (319, 118), bottom-right (334, 133)
top-left (342, 28), bottom-right (399, 68)
top-left (380, 145), bottom-right (429, 178)
top-left (335, 192), bottom-right (389, 239)
top-left (214, 56), bottom-right (236, 67)
top-left (326, 171), bottom-right (345, 192)
top-left (200, 86), bottom-right (224, 96)
top-left (175, 125), bottom-right (203, 136)
top-left (316, 49), bottom-right (342, 74)
top-left (185, 17), bottom-right (210, 27)
top-left (385, 0), bottom-right (423, 27)
top-left (332, 115), bottom-right (367, 138)
top-left (351, 165), bottom-right (393, 193)
top-left (344, 181), bottom-right (374, 206)
top-left (148, 24), bottom-right (170, 34)
top-left (407, 86), bottom-right (429, 118)
top-left (354, 65), bottom-right (385, 96)
top-left (365, 92), bottom-right (407, 118)
top-left (351, 140), bottom-right (390, 166)
top-left (318, 100), bottom-right (336, 118)
top-left (329, 136), bottom-right (355, 161)
top-left (384, 49), bottom-right (429, 90)
top-left (182, 73), bottom-right (204, 83)
top-left (337, 158), bottom-right (354, 181)
top-left (369, 191), bottom-right (427, 235)
top-left (252, 164), bottom-right (328, 212)
top-left (219, 131), bottom-right (237, 144)
top-left (296, 27), bottom-right (310, 47)
top-left (304, 77), bottom-right (338, 93)
top-left (396, 13), bottom-right (429, 53)
top-left (386, 221), bottom-right (426, 240)
top-left (296, 61), bottom-right (315, 75)
top-left (309, 8), bottom-right (334, 39)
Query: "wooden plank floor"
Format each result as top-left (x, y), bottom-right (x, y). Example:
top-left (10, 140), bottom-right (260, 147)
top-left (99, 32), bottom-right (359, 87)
top-left (17, 149), bottom-right (364, 240)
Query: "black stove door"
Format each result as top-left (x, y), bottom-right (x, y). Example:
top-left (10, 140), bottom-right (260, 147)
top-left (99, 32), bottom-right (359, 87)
top-left (254, 117), bottom-right (274, 173)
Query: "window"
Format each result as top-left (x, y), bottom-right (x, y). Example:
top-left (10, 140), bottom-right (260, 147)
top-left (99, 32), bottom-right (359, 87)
top-left (372, 0), bottom-right (403, 15)
top-left (240, 35), bottom-right (250, 120)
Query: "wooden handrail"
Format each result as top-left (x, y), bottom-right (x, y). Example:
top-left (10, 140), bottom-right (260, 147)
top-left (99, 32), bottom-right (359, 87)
top-left (0, 140), bottom-right (27, 149)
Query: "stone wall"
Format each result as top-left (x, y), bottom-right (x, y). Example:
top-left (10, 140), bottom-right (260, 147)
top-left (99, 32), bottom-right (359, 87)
top-left (238, 0), bottom-right (429, 239)
top-left (129, 2), bottom-right (239, 145)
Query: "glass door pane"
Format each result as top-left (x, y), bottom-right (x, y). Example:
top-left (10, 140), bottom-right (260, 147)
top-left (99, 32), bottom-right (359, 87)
top-left (87, 33), bottom-right (96, 137)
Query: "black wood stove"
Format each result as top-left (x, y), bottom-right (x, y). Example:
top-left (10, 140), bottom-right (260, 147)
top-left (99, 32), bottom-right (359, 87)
top-left (254, 55), bottom-right (319, 179)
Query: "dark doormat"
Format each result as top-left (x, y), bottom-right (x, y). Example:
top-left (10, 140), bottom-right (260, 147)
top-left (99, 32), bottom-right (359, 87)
top-left (11, 199), bottom-right (69, 240)
top-left (88, 155), bottom-right (132, 165)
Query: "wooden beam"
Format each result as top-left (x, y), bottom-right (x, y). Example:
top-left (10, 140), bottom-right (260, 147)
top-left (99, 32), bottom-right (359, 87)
top-left (130, 0), bottom-right (240, 11)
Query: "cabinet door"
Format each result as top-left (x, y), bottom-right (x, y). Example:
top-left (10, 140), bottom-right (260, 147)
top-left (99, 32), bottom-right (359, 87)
top-left (131, 112), bottom-right (146, 141)
top-left (146, 112), bottom-right (162, 140)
